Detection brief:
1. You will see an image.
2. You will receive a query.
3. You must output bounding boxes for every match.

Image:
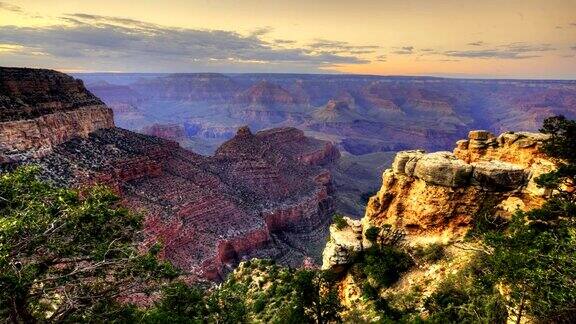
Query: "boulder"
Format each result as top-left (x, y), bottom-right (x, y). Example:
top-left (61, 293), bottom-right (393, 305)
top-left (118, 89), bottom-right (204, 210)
top-left (471, 161), bottom-right (526, 190)
top-left (525, 159), bottom-right (556, 196)
top-left (455, 139), bottom-right (469, 150)
top-left (497, 132), bottom-right (520, 145)
top-left (413, 152), bottom-right (473, 187)
top-left (468, 130), bottom-right (494, 141)
top-left (392, 150), bottom-right (425, 175)
top-left (469, 139), bottom-right (488, 149)
top-left (322, 217), bottom-right (363, 271)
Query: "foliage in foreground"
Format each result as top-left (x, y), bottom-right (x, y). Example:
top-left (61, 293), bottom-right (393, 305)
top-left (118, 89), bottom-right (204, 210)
top-left (1, 116), bottom-right (575, 323)
top-left (120, 259), bottom-right (342, 323)
top-left (423, 116), bottom-right (576, 323)
top-left (0, 167), bottom-right (176, 322)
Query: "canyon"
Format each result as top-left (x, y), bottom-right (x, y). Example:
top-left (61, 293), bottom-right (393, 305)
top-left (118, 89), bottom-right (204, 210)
top-left (82, 73), bottom-right (576, 216)
top-left (0, 67), bottom-right (339, 280)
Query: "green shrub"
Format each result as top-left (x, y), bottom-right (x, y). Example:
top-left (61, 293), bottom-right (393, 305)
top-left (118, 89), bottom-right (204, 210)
top-left (365, 226), bottom-right (380, 243)
top-left (424, 271), bottom-right (508, 324)
top-left (253, 297), bottom-right (266, 313)
top-left (332, 214), bottom-right (348, 230)
top-left (361, 246), bottom-right (413, 288)
top-left (413, 243), bottom-right (445, 263)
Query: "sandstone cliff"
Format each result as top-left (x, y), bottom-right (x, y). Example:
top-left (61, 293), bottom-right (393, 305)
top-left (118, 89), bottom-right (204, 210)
top-left (0, 67), bottom-right (114, 163)
top-left (362, 130), bottom-right (552, 243)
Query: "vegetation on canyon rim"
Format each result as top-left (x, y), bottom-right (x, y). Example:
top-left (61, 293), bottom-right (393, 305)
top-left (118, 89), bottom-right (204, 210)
top-left (1, 116), bottom-right (575, 323)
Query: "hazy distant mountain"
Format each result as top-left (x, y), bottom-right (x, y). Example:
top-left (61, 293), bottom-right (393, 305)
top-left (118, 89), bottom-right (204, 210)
top-left (79, 73), bottom-right (576, 215)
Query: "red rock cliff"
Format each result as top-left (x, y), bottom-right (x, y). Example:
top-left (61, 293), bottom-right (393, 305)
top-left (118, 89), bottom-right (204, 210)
top-left (0, 67), bottom-right (339, 281)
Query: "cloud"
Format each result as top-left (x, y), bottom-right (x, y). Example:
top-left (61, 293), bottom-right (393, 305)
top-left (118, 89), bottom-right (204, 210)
top-left (393, 46), bottom-right (414, 55)
top-left (375, 54), bottom-right (387, 62)
top-left (249, 26), bottom-right (273, 37)
top-left (443, 43), bottom-right (555, 59)
top-left (0, 14), bottom-right (370, 72)
top-left (307, 39), bottom-right (379, 55)
top-left (0, 1), bottom-right (22, 12)
top-left (467, 41), bottom-right (485, 46)
top-left (274, 39), bottom-right (296, 45)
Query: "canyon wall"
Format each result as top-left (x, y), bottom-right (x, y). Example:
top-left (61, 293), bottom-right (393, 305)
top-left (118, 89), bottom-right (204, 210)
top-left (0, 68), bottom-right (114, 162)
top-left (0, 67), bottom-right (338, 281)
top-left (81, 73), bottom-right (576, 216)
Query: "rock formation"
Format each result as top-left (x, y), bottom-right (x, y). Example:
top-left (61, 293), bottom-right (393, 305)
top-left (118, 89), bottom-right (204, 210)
top-left (234, 81), bottom-right (304, 108)
top-left (0, 68), bottom-right (114, 162)
top-left (322, 217), bottom-right (363, 272)
top-left (322, 129), bottom-right (553, 269)
top-left (312, 99), bottom-right (364, 123)
top-left (141, 123), bottom-right (187, 141)
top-left (0, 67), bottom-right (340, 281)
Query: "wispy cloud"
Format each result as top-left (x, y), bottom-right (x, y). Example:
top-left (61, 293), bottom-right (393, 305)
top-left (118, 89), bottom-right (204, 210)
top-left (274, 39), bottom-right (296, 45)
top-left (392, 46), bottom-right (414, 55)
top-left (0, 13), bottom-right (371, 72)
top-left (249, 26), bottom-right (273, 37)
top-left (375, 54), bottom-right (387, 62)
top-left (307, 39), bottom-right (379, 55)
top-left (467, 41), bottom-right (485, 46)
top-left (0, 1), bottom-right (22, 13)
top-left (443, 43), bottom-right (555, 59)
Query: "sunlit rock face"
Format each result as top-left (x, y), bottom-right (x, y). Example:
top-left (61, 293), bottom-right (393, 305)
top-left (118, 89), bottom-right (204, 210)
top-left (0, 68), bottom-right (340, 282)
top-left (322, 217), bottom-right (363, 272)
top-left (322, 129), bottom-right (553, 279)
top-left (363, 130), bottom-right (552, 244)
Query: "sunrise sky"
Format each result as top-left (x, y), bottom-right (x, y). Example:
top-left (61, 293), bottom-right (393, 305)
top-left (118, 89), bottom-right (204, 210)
top-left (1, 0), bottom-right (575, 78)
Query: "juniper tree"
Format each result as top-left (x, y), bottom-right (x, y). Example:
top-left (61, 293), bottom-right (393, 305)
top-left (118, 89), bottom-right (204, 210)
top-left (0, 167), bottom-right (177, 323)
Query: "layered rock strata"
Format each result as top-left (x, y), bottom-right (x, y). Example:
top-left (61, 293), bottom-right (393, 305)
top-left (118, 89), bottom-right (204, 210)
top-left (36, 126), bottom-right (337, 280)
top-left (0, 68), bottom-right (114, 162)
top-left (1, 68), bottom-right (339, 281)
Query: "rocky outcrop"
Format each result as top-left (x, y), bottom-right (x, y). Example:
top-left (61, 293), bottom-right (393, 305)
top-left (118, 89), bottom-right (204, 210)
top-left (322, 217), bottom-right (363, 272)
top-left (320, 129), bottom-right (557, 321)
top-left (412, 152), bottom-right (473, 187)
top-left (0, 67), bottom-right (114, 162)
top-left (132, 73), bottom-right (240, 102)
top-left (321, 129), bottom-right (554, 274)
top-left (141, 123), bottom-right (187, 141)
top-left (362, 130), bottom-right (553, 243)
top-left (312, 99), bottom-right (363, 123)
top-left (234, 81), bottom-right (304, 107)
top-left (454, 130), bottom-right (554, 196)
top-left (37, 126), bottom-right (338, 281)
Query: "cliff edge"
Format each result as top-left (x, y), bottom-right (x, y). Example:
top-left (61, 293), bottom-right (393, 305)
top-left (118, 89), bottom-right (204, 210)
top-left (0, 67), bottom-right (114, 162)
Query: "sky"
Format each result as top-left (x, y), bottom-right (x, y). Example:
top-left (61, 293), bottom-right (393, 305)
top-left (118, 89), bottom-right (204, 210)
top-left (0, 0), bottom-right (575, 79)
